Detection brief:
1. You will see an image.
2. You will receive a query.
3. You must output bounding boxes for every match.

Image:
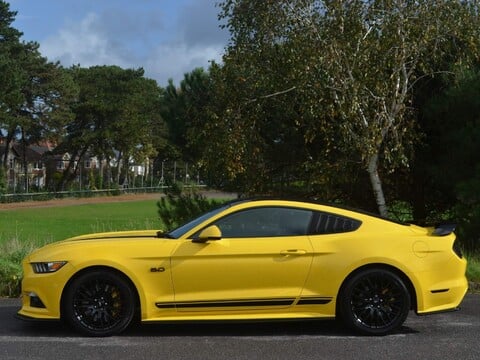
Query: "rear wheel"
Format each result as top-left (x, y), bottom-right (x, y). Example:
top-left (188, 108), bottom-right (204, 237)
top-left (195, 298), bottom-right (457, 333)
top-left (63, 270), bottom-right (136, 336)
top-left (339, 268), bottom-right (410, 335)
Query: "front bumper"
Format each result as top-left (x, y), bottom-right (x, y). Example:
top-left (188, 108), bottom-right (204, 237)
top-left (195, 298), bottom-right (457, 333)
top-left (17, 262), bottom-right (75, 321)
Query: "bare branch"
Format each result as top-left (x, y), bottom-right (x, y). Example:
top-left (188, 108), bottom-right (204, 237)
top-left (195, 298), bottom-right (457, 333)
top-left (247, 86), bottom-right (297, 103)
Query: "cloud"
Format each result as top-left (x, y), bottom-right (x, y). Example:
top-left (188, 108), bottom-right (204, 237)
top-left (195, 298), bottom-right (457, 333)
top-left (38, 0), bottom-right (228, 86)
top-left (145, 43), bottom-right (223, 86)
top-left (41, 13), bottom-right (133, 68)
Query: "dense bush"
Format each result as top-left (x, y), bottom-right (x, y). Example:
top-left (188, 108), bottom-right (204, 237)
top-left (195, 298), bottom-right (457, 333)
top-left (455, 173), bottom-right (480, 255)
top-left (157, 184), bottom-right (226, 230)
top-left (418, 70), bottom-right (480, 254)
top-left (0, 239), bottom-right (38, 297)
top-left (0, 167), bottom-right (6, 195)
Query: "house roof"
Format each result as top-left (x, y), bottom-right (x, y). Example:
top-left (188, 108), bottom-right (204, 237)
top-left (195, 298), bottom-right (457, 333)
top-left (11, 144), bottom-right (45, 162)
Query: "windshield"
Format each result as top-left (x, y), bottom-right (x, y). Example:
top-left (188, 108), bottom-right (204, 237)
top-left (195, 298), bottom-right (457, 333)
top-left (166, 204), bottom-right (231, 239)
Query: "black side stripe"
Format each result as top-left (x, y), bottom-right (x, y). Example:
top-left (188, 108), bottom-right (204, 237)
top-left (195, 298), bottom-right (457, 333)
top-left (297, 297), bottom-right (332, 305)
top-left (156, 298), bottom-right (295, 309)
top-left (156, 297), bottom-right (332, 309)
top-left (75, 235), bottom-right (158, 241)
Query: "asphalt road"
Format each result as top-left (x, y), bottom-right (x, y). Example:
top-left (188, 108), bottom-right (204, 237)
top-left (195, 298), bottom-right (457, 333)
top-left (1, 295), bottom-right (479, 360)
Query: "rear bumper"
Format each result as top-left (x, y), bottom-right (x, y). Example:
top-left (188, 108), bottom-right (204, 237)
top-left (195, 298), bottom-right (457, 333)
top-left (416, 271), bottom-right (468, 314)
top-left (417, 306), bottom-right (461, 316)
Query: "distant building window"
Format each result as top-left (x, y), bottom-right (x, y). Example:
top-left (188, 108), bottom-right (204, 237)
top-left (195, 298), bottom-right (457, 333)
top-left (57, 161), bottom-right (65, 170)
top-left (84, 160), bottom-right (91, 168)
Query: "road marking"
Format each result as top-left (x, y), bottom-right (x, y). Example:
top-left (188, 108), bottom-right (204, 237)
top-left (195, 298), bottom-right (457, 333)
top-left (0, 336), bottom-right (137, 347)
top-left (0, 333), bottom-right (410, 345)
top-left (445, 322), bottom-right (476, 327)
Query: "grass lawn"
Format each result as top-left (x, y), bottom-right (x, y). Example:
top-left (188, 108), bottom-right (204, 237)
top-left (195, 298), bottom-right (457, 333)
top-left (0, 200), bottom-right (162, 246)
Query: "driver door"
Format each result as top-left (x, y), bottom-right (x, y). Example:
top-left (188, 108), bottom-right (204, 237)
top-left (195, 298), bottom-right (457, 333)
top-left (169, 206), bottom-right (314, 312)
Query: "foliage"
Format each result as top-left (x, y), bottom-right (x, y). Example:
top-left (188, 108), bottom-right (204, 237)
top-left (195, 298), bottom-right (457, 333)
top-left (53, 65), bottom-right (165, 190)
top-left (456, 178), bottom-right (480, 254)
top-left (0, 1), bottom-right (24, 158)
top-left (466, 256), bottom-right (480, 290)
top-left (157, 183), bottom-right (226, 230)
top-left (0, 239), bottom-right (37, 297)
top-left (210, 0), bottom-right (480, 216)
top-left (0, 166), bottom-right (6, 194)
top-left (416, 68), bottom-right (480, 253)
top-left (161, 68), bottom-right (209, 160)
top-left (1, 1), bottom-right (78, 178)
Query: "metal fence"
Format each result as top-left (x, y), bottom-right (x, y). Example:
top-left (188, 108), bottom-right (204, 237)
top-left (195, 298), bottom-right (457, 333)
top-left (0, 185), bottom-right (206, 204)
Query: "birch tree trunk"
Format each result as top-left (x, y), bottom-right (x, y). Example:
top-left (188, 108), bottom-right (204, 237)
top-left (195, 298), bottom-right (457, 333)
top-left (367, 152), bottom-right (388, 217)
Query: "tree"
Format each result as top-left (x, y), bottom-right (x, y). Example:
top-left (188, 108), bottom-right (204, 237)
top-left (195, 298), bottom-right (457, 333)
top-left (1, 1), bottom-right (78, 191)
top-left (216, 0), bottom-right (480, 215)
top-left (55, 65), bottom-right (164, 190)
top-left (0, 0), bottom-right (24, 168)
top-left (417, 68), bottom-right (480, 252)
top-left (110, 70), bottom-right (163, 186)
top-left (192, 39), bottom-right (338, 195)
top-left (316, 1), bottom-right (480, 216)
top-left (160, 68), bottom-right (213, 163)
top-left (15, 45), bottom-right (78, 191)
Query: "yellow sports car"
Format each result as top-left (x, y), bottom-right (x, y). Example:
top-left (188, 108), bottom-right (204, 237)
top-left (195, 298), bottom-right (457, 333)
top-left (17, 199), bottom-right (468, 336)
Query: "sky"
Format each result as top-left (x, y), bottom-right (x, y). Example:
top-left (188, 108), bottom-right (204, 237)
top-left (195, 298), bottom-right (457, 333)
top-left (9, 0), bottom-right (229, 86)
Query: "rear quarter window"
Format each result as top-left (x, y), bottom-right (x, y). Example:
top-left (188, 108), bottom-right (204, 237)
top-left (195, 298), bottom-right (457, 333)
top-left (310, 211), bottom-right (361, 235)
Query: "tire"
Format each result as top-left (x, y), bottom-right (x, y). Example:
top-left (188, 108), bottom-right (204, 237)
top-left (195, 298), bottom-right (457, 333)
top-left (338, 268), bottom-right (410, 335)
top-left (63, 270), bottom-right (136, 336)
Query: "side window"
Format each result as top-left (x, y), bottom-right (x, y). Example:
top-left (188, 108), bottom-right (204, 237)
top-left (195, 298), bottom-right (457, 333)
top-left (310, 211), bottom-right (361, 235)
top-left (214, 207), bottom-right (313, 238)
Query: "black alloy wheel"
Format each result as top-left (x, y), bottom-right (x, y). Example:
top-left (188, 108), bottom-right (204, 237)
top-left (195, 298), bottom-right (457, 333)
top-left (339, 268), bottom-right (410, 335)
top-left (63, 270), bottom-right (136, 336)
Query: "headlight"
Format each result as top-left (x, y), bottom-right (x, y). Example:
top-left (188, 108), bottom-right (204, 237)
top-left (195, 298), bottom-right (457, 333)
top-left (31, 261), bottom-right (67, 274)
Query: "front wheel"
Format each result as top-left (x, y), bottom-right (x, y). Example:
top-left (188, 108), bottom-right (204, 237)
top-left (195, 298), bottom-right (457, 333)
top-left (63, 270), bottom-right (136, 336)
top-left (338, 268), bottom-right (410, 335)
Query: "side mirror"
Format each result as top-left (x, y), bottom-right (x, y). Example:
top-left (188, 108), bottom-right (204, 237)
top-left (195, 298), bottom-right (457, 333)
top-left (193, 225), bottom-right (222, 243)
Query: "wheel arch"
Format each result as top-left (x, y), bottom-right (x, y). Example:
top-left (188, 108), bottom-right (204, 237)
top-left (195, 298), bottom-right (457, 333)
top-left (60, 265), bottom-right (141, 322)
top-left (335, 263), bottom-right (417, 316)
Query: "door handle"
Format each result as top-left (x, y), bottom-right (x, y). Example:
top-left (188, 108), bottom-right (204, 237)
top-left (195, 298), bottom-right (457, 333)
top-left (280, 249), bottom-right (307, 256)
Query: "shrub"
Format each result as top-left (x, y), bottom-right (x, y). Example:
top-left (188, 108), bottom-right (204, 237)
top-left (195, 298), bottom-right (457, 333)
top-left (455, 173), bottom-right (480, 254)
top-left (157, 183), bottom-right (226, 230)
top-left (0, 167), bottom-right (6, 195)
top-left (0, 239), bottom-right (38, 297)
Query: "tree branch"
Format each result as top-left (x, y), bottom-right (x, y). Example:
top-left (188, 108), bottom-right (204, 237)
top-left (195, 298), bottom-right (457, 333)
top-left (247, 86), bottom-right (297, 103)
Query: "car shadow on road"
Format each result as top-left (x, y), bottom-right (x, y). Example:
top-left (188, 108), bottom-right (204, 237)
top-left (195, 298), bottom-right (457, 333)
top-left (125, 319), bottom-right (419, 338)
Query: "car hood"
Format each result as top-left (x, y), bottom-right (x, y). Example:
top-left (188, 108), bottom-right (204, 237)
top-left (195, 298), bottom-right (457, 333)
top-left (25, 230), bottom-right (164, 262)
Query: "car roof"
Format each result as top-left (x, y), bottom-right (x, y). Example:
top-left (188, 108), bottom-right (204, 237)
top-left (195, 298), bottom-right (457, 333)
top-left (224, 197), bottom-right (409, 226)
